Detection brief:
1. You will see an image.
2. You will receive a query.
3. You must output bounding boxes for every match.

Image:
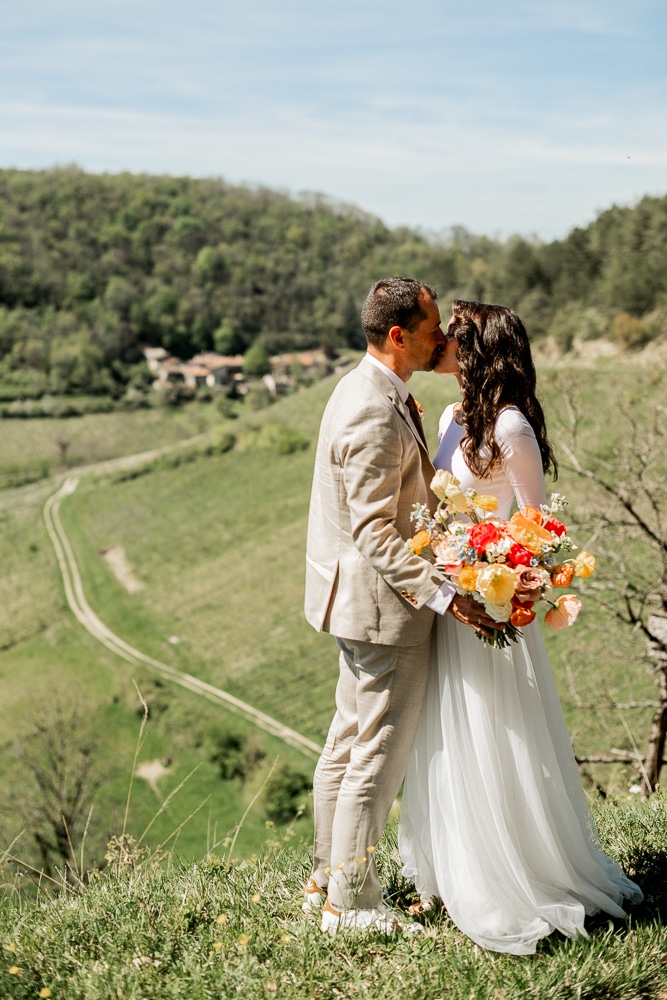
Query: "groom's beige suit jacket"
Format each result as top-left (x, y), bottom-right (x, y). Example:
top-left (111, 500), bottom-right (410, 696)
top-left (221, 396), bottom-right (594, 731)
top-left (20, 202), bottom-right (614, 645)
top-left (305, 356), bottom-right (444, 647)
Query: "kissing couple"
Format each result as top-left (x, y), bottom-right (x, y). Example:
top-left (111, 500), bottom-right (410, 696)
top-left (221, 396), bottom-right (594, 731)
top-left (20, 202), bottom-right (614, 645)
top-left (302, 277), bottom-right (642, 954)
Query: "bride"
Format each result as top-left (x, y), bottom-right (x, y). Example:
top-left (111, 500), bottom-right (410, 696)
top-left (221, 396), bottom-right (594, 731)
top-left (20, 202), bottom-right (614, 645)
top-left (398, 299), bottom-right (643, 955)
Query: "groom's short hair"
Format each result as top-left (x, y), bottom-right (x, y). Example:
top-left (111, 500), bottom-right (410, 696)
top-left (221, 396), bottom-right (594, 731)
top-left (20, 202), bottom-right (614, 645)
top-left (361, 277), bottom-right (437, 347)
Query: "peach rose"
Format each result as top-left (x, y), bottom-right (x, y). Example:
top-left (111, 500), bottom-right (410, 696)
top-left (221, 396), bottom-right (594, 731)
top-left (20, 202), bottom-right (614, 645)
top-left (544, 594), bottom-right (581, 631)
top-left (432, 539), bottom-right (464, 567)
top-left (514, 566), bottom-right (550, 602)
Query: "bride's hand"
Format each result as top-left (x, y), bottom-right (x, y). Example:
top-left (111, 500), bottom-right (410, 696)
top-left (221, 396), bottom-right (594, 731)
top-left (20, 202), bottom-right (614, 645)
top-left (446, 593), bottom-right (504, 639)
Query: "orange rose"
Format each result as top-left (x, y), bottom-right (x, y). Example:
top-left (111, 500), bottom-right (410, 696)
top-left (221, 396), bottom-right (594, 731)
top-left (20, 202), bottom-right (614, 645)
top-left (510, 605), bottom-right (537, 627)
top-left (550, 563), bottom-right (575, 587)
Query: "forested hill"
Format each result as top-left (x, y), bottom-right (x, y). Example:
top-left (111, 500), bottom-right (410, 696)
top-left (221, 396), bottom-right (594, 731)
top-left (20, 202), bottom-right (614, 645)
top-left (0, 167), bottom-right (666, 396)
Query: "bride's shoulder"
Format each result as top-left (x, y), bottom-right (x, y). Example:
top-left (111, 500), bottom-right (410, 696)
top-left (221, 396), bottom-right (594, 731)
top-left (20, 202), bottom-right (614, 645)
top-left (495, 406), bottom-right (535, 440)
top-left (438, 402), bottom-right (461, 437)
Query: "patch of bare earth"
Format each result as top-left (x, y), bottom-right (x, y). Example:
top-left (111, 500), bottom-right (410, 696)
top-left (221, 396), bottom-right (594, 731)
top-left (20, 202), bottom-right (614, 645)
top-left (99, 546), bottom-right (144, 593)
top-left (135, 759), bottom-right (170, 797)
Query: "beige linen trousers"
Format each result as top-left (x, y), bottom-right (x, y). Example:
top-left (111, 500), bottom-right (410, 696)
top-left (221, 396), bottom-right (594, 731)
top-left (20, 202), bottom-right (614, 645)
top-left (305, 357), bottom-right (445, 909)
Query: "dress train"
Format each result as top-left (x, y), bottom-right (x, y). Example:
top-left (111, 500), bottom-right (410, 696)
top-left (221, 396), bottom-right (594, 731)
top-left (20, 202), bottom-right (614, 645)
top-left (399, 615), bottom-right (643, 955)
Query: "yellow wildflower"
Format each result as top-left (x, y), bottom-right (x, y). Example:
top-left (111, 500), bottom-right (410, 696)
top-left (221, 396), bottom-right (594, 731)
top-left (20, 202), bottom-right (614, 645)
top-left (251, 893), bottom-right (261, 903)
top-left (5, 943), bottom-right (16, 953)
top-left (280, 934), bottom-right (291, 943)
top-left (408, 530), bottom-right (431, 556)
top-left (8, 966), bottom-right (20, 975)
top-left (216, 914), bottom-right (228, 925)
top-left (574, 551), bottom-right (596, 578)
top-left (237, 933), bottom-right (250, 946)
top-left (366, 845), bottom-right (376, 853)
top-left (212, 941), bottom-right (223, 951)
top-left (39, 989), bottom-right (52, 999)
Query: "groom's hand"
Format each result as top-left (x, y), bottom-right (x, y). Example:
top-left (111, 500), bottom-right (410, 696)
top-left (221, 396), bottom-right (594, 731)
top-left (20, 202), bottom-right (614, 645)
top-left (446, 593), bottom-right (504, 639)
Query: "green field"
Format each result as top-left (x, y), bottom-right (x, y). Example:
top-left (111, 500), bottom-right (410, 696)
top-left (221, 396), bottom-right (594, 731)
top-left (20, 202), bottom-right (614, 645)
top-left (1, 360), bottom-right (665, 876)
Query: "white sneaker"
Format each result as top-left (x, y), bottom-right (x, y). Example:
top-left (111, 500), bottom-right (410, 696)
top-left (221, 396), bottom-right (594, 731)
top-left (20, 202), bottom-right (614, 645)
top-left (302, 877), bottom-right (327, 914)
top-left (320, 898), bottom-right (423, 935)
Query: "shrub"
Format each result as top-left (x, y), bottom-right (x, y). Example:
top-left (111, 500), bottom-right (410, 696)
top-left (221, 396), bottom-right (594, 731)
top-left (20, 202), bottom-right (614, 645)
top-left (237, 422), bottom-right (309, 456)
top-left (263, 763), bottom-right (311, 824)
top-left (209, 728), bottom-right (265, 782)
top-left (613, 311), bottom-right (651, 351)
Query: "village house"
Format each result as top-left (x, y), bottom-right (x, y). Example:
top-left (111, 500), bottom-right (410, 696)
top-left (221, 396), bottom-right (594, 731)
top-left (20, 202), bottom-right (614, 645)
top-left (148, 350), bottom-right (245, 391)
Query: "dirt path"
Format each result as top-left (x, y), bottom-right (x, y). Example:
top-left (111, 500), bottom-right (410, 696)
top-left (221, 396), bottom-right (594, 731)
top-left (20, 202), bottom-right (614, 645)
top-left (43, 476), bottom-right (322, 762)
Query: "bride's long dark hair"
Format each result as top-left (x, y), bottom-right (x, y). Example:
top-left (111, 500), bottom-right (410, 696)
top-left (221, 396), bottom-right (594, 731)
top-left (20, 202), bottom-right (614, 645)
top-left (451, 299), bottom-right (557, 479)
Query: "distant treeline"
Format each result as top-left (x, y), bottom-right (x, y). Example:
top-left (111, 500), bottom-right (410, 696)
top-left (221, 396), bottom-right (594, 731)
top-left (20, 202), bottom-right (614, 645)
top-left (1, 167), bottom-right (666, 396)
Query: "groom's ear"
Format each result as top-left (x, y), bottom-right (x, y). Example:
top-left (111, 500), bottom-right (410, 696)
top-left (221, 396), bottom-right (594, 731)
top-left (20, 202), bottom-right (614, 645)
top-left (387, 325), bottom-right (407, 352)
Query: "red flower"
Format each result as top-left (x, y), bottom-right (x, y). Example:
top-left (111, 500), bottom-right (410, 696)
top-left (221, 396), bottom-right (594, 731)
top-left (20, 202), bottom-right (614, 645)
top-left (507, 543), bottom-right (533, 566)
top-left (544, 517), bottom-right (567, 537)
top-left (467, 522), bottom-right (501, 553)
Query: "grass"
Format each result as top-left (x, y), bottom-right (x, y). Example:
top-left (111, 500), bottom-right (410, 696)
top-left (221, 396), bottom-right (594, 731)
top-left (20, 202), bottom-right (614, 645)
top-left (1, 796), bottom-right (666, 1000)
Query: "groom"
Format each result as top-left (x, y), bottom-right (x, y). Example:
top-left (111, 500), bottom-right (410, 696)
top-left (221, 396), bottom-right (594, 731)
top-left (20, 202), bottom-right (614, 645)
top-left (303, 277), bottom-right (493, 934)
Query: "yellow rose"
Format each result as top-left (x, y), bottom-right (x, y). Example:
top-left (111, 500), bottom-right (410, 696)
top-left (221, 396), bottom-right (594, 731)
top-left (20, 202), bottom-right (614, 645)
top-left (574, 551), bottom-right (596, 578)
top-left (473, 493), bottom-right (499, 513)
top-left (408, 530), bottom-right (431, 556)
top-left (457, 565), bottom-right (478, 592)
top-left (475, 564), bottom-right (517, 605)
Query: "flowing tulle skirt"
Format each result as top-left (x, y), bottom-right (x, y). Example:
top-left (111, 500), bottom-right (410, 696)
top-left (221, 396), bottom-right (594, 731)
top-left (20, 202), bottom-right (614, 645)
top-left (399, 616), bottom-right (643, 955)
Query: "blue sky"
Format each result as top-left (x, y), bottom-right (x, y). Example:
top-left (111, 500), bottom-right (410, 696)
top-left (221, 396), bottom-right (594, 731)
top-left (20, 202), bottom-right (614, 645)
top-left (2, 0), bottom-right (666, 239)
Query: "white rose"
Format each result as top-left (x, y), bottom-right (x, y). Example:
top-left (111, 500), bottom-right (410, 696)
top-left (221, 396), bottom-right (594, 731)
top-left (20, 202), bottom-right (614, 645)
top-left (483, 599), bottom-right (513, 622)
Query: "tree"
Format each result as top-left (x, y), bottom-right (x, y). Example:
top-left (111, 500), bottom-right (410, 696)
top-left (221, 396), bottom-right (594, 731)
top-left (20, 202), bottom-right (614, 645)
top-left (243, 340), bottom-right (271, 378)
top-left (12, 700), bottom-right (107, 878)
top-left (560, 399), bottom-right (667, 795)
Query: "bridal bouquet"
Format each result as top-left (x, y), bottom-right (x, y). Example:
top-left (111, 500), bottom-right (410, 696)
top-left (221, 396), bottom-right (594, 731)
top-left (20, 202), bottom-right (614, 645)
top-left (408, 471), bottom-right (596, 648)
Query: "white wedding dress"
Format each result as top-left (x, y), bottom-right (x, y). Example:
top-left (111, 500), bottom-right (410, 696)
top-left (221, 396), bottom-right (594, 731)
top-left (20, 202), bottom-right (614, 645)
top-left (399, 404), bottom-right (643, 955)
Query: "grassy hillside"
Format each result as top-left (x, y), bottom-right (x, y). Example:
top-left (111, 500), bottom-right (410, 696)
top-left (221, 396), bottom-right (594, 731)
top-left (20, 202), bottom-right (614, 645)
top-left (0, 361), bottom-right (665, 877)
top-left (1, 796), bottom-right (666, 1000)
